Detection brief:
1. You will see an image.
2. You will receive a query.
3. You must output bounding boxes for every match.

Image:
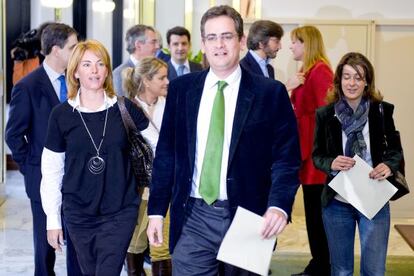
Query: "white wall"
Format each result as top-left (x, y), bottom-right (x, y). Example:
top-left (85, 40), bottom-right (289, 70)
top-left (261, 0), bottom-right (414, 20)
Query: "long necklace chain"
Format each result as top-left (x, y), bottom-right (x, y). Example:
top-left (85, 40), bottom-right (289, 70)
top-left (77, 107), bottom-right (109, 174)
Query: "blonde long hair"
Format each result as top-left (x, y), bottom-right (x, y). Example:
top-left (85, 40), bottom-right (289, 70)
top-left (66, 39), bottom-right (115, 99)
top-left (122, 57), bottom-right (167, 100)
top-left (291, 25), bottom-right (331, 74)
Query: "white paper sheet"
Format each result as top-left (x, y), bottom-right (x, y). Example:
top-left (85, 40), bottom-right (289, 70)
top-left (217, 206), bottom-right (276, 276)
top-left (328, 155), bottom-right (398, 219)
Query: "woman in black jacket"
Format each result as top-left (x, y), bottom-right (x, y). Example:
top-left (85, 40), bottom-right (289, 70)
top-left (312, 52), bottom-right (402, 276)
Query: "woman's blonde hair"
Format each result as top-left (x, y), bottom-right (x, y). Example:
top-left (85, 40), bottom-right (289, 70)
top-left (326, 52), bottom-right (383, 104)
top-left (66, 39), bottom-right (115, 99)
top-left (291, 25), bottom-right (331, 74)
top-left (122, 57), bottom-right (167, 100)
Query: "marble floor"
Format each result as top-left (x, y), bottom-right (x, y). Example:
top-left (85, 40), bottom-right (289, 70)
top-left (0, 171), bottom-right (413, 275)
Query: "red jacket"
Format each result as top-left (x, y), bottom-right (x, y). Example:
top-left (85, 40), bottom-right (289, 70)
top-left (291, 61), bottom-right (333, 184)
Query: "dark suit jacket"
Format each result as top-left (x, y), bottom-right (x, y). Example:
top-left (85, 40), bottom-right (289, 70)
top-left (113, 58), bottom-right (135, 97)
top-left (240, 51), bottom-right (275, 79)
top-left (6, 65), bottom-right (60, 202)
top-left (148, 67), bottom-right (301, 253)
top-left (312, 101), bottom-right (403, 206)
top-left (167, 60), bottom-right (203, 81)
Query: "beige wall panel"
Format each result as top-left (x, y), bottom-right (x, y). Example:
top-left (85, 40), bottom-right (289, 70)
top-left (375, 24), bottom-right (414, 217)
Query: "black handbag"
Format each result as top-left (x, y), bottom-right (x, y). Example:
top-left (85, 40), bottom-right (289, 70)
top-left (118, 96), bottom-right (153, 188)
top-left (379, 103), bottom-right (409, 201)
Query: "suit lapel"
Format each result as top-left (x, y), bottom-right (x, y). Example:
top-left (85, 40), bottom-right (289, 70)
top-left (246, 52), bottom-right (264, 76)
top-left (228, 70), bottom-right (255, 167)
top-left (167, 61), bottom-right (177, 80)
top-left (38, 66), bottom-right (60, 106)
top-left (186, 72), bottom-right (208, 169)
top-left (326, 107), bottom-right (344, 155)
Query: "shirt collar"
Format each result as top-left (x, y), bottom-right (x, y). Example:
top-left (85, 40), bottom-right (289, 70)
top-left (249, 49), bottom-right (270, 65)
top-left (130, 55), bottom-right (139, 66)
top-left (43, 61), bottom-right (63, 82)
top-left (68, 90), bottom-right (117, 112)
top-left (205, 65), bottom-right (242, 90)
top-left (170, 58), bottom-right (190, 71)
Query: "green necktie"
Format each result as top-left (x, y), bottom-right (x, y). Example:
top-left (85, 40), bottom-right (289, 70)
top-left (199, 80), bottom-right (228, 204)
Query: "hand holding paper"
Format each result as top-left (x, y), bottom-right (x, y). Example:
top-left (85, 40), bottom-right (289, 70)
top-left (328, 155), bottom-right (397, 219)
top-left (217, 207), bottom-right (277, 275)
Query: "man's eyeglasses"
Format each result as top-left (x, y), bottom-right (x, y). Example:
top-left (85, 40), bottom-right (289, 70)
top-left (203, 32), bottom-right (237, 43)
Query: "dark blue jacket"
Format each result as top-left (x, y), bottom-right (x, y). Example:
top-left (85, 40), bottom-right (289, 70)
top-left (148, 67), bottom-right (300, 252)
top-left (240, 51), bottom-right (275, 79)
top-left (6, 65), bottom-right (60, 202)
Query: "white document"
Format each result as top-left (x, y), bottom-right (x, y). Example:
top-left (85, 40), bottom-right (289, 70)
top-left (217, 206), bottom-right (276, 276)
top-left (328, 154), bottom-right (397, 219)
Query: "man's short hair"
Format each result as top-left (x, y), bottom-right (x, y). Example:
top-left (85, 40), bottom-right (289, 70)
top-left (200, 5), bottom-right (244, 40)
top-left (247, 20), bottom-right (284, 50)
top-left (166, 26), bottom-right (191, 45)
top-left (125, 24), bottom-right (155, 54)
top-left (41, 23), bottom-right (77, 55)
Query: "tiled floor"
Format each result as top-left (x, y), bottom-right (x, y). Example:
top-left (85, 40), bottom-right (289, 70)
top-left (0, 171), bottom-right (412, 275)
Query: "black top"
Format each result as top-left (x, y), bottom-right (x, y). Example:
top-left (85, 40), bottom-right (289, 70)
top-left (45, 98), bottom-right (149, 220)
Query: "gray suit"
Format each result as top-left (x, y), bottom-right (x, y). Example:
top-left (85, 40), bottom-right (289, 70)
top-left (113, 58), bottom-right (135, 96)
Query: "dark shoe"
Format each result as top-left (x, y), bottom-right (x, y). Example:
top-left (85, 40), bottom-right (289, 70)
top-left (126, 253), bottom-right (146, 276)
top-left (291, 272), bottom-right (312, 276)
top-left (151, 259), bottom-right (172, 276)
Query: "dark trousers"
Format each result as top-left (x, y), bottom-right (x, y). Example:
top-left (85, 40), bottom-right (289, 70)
top-left (172, 198), bottom-right (259, 276)
top-left (30, 201), bottom-right (83, 276)
top-left (302, 185), bottom-right (330, 276)
top-left (65, 206), bottom-right (137, 276)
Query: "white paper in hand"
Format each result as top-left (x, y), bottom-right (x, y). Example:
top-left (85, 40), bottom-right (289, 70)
top-left (328, 155), bottom-right (397, 219)
top-left (217, 206), bottom-right (276, 275)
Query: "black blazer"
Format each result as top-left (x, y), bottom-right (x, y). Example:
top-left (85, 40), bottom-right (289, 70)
top-left (312, 101), bottom-right (403, 206)
top-left (240, 51), bottom-right (275, 79)
top-left (167, 60), bottom-right (203, 81)
top-left (6, 65), bottom-right (60, 202)
top-left (148, 67), bottom-right (301, 252)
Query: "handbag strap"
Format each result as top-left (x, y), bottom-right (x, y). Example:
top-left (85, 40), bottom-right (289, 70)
top-left (118, 96), bottom-right (138, 137)
top-left (131, 98), bottom-right (160, 133)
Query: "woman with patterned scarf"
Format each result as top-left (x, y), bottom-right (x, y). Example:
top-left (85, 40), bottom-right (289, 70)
top-left (312, 52), bottom-right (403, 276)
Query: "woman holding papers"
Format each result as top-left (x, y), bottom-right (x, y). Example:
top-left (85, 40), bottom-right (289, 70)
top-left (312, 52), bottom-right (402, 276)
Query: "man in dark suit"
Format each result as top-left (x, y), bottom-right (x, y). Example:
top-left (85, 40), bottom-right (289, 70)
top-left (240, 20), bottom-right (284, 79)
top-left (113, 24), bottom-right (160, 96)
top-left (5, 23), bottom-right (82, 276)
top-left (147, 5), bottom-right (300, 275)
top-left (166, 26), bottom-right (203, 81)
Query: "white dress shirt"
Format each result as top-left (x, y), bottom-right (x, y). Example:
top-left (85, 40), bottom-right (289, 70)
top-left (135, 96), bottom-right (166, 154)
top-left (190, 67), bottom-right (241, 200)
top-left (42, 61), bottom-right (64, 99)
top-left (40, 93), bottom-right (117, 230)
top-left (170, 59), bottom-right (190, 75)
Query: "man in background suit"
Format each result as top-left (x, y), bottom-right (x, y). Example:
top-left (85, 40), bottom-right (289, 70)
top-left (240, 20), bottom-right (283, 79)
top-left (5, 23), bottom-right (81, 276)
top-left (166, 26), bottom-right (203, 81)
top-left (113, 24), bottom-right (160, 96)
top-left (147, 5), bottom-right (300, 275)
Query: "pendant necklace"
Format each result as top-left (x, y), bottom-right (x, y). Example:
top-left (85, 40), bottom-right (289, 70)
top-left (77, 107), bottom-right (109, 174)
